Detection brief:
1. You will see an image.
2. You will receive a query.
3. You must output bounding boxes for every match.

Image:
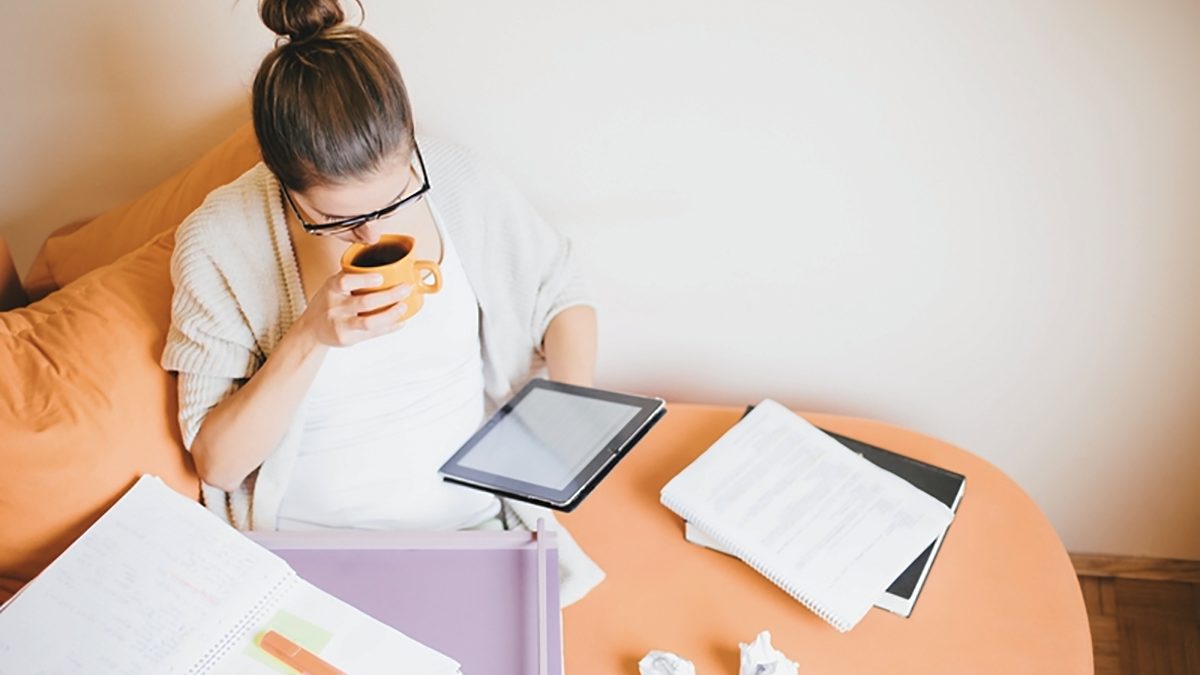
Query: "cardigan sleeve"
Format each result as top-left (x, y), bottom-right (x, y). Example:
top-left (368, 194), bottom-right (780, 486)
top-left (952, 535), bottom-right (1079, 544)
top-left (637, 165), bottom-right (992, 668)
top-left (479, 161), bottom-right (596, 353)
top-left (161, 214), bottom-right (262, 449)
top-left (529, 214), bottom-right (594, 349)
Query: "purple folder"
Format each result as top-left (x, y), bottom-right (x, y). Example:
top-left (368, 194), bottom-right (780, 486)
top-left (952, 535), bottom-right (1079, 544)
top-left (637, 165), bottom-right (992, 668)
top-left (250, 527), bottom-right (562, 675)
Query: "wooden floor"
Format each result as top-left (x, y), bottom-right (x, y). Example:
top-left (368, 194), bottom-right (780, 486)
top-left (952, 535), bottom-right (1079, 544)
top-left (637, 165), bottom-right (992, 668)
top-left (1078, 572), bottom-right (1200, 674)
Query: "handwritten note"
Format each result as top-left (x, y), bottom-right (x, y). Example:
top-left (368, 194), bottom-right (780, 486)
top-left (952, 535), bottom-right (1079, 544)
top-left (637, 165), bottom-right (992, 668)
top-left (0, 476), bottom-right (291, 674)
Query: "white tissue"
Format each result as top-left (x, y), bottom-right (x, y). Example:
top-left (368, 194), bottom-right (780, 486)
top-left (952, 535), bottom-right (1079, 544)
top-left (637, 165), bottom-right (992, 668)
top-left (638, 650), bottom-right (697, 675)
top-left (739, 631), bottom-right (799, 675)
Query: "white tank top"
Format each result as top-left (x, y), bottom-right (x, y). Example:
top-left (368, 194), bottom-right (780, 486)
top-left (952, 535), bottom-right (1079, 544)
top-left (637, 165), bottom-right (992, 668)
top-left (277, 203), bottom-right (501, 531)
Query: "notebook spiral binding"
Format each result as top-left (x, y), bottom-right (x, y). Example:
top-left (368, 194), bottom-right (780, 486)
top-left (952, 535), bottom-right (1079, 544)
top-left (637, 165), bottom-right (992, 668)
top-left (661, 493), bottom-right (852, 633)
top-left (188, 571), bottom-right (298, 673)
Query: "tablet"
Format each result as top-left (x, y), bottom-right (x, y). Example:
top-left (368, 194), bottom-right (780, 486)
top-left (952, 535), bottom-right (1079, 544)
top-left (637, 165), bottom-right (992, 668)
top-left (439, 379), bottom-right (667, 511)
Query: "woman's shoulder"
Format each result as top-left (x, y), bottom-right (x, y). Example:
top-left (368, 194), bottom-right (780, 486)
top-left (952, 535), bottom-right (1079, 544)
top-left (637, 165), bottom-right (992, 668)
top-left (417, 133), bottom-right (530, 194)
top-left (416, 133), bottom-right (478, 172)
top-left (173, 163), bottom-right (277, 266)
top-left (416, 133), bottom-right (491, 190)
top-left (167, 162), bottom-right (290, 344)
top-left (415, 133), bottom-right (535, 219)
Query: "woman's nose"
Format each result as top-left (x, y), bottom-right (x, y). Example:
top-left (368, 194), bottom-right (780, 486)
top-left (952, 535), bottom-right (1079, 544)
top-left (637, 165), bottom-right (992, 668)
top-left (352, 223), bottom-right (383, 245)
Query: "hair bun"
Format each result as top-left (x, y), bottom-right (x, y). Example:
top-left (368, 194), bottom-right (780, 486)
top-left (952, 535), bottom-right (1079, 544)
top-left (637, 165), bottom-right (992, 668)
top-left (260, 0), bottom-right (345, 43)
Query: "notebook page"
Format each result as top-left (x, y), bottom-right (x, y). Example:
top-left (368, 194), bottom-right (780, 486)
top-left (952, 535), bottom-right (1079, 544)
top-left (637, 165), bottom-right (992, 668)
top-left (0, 476), bottom-right (293, 674)
top-left (661, 400), bottom-right (953, 631)
top-left (206, 579), bottom-right (461, 674)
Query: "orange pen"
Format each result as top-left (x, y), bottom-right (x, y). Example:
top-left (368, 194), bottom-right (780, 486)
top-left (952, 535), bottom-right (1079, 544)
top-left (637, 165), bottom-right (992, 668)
top-left (259, 630), bottom-right (346, 675)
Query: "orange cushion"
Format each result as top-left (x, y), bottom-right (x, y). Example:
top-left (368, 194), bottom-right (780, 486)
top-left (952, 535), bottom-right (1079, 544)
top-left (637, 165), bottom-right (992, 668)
top-left (26, 123), bottom-right (260, 294)
top-left (0, 231), bottom-right (199, 602)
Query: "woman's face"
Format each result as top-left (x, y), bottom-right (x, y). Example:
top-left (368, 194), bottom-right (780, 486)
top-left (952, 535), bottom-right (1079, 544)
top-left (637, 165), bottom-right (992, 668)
top-left (289, 153), bottom-right (421, 245)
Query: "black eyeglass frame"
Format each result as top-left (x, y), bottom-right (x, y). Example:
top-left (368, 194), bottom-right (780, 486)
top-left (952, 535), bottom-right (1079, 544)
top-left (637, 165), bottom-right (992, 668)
top-left (282, 144), bottom-right (431, 236)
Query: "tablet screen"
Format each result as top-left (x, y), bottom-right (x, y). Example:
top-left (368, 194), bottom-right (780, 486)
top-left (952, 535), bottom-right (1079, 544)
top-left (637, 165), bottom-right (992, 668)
top-left (456, 387), bottom-right (642, 491)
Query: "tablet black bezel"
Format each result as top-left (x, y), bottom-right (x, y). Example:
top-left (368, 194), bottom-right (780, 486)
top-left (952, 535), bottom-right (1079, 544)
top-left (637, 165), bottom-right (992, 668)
top-left (438, 379), bottom-right (667, 512)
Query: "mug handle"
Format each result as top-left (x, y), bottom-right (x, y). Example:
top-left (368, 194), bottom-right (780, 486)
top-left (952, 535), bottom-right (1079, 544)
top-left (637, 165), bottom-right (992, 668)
top-left (414, 260), bottom-right (442, 294)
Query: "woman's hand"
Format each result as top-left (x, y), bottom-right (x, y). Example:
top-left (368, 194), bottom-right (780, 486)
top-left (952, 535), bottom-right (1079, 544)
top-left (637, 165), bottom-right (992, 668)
top-left (298, 272), bottom-right (413, 347)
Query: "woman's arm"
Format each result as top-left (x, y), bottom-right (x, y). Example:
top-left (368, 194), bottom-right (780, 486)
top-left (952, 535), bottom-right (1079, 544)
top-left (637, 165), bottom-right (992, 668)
top-left (188, 273), bottom-right (412, 491)
top-left (188, 324), bottom-right (327, 492)
top-left (541, 305), bottom-right (597, 388)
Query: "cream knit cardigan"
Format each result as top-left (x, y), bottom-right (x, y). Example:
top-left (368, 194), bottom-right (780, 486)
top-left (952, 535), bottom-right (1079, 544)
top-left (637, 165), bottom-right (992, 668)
top-left (161, 135), bottom-right (604, 606)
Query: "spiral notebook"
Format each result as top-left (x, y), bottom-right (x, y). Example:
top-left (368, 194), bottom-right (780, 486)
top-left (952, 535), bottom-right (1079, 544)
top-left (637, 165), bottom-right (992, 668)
top-left (660, 400), bottom-right (955, 632)
top-left (684, 416), bottom-right (967, 618)
top-left (0, 475), bottom-right (461, 675)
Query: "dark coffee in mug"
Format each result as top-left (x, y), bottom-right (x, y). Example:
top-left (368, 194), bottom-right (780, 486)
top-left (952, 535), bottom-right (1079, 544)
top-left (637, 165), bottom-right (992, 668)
top-left (351, 241), bottom-right (411, 268)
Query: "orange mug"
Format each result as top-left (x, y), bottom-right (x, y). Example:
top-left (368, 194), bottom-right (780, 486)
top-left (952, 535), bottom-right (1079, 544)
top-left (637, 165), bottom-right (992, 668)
top-left (339, 234), bottom-right (441, 320)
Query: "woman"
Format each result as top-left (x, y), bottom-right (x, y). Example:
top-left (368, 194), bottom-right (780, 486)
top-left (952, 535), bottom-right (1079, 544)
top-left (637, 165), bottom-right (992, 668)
top-left (162, 0), bottom-right (603, 605)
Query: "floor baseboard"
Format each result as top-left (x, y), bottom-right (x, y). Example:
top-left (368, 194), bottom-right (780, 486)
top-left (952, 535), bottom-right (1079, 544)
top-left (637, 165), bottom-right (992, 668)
top-left (1070, 553), bottom-right (1200, 583)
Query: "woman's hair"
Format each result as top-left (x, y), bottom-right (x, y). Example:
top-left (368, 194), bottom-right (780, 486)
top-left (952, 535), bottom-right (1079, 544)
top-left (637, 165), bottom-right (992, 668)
top-left (253, 0), bottom-right (414, 192)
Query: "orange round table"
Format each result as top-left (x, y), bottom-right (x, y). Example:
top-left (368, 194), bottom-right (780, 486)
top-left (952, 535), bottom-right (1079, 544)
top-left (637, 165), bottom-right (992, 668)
top-left (559, 404), bottom-right (1093, 674)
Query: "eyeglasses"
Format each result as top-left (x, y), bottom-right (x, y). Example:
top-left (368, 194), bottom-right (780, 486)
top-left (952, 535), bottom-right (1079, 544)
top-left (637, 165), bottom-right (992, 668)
top-left (283, 144), bottom-right (431, 236)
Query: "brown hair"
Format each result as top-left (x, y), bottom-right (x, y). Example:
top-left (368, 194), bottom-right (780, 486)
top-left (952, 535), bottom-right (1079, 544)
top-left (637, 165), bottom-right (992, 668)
top-left (252, 0), bottom-right (414, 192)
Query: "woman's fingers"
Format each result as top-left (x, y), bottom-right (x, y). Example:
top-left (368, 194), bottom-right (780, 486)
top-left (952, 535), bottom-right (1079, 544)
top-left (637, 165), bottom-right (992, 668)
top-left (349, 300), bottom-right (409, 334)
top-left (350, 284), bottom-right (412, 314)
top-left (311, 275), bottom-right (414, 345)
top-left (334, 271), bottom-right (385, 294)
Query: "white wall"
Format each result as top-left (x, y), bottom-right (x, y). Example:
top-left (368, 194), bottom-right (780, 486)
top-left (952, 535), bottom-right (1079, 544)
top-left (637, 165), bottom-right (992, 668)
top-left (2, 1), bottom-right (1198, 559)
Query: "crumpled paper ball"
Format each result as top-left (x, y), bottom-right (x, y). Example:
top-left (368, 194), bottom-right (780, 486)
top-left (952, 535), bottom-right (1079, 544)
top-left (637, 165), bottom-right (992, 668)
top-left (738, 630), bottom-right (799, 675)
top-left (638, 650), bottom-right (697, 675)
